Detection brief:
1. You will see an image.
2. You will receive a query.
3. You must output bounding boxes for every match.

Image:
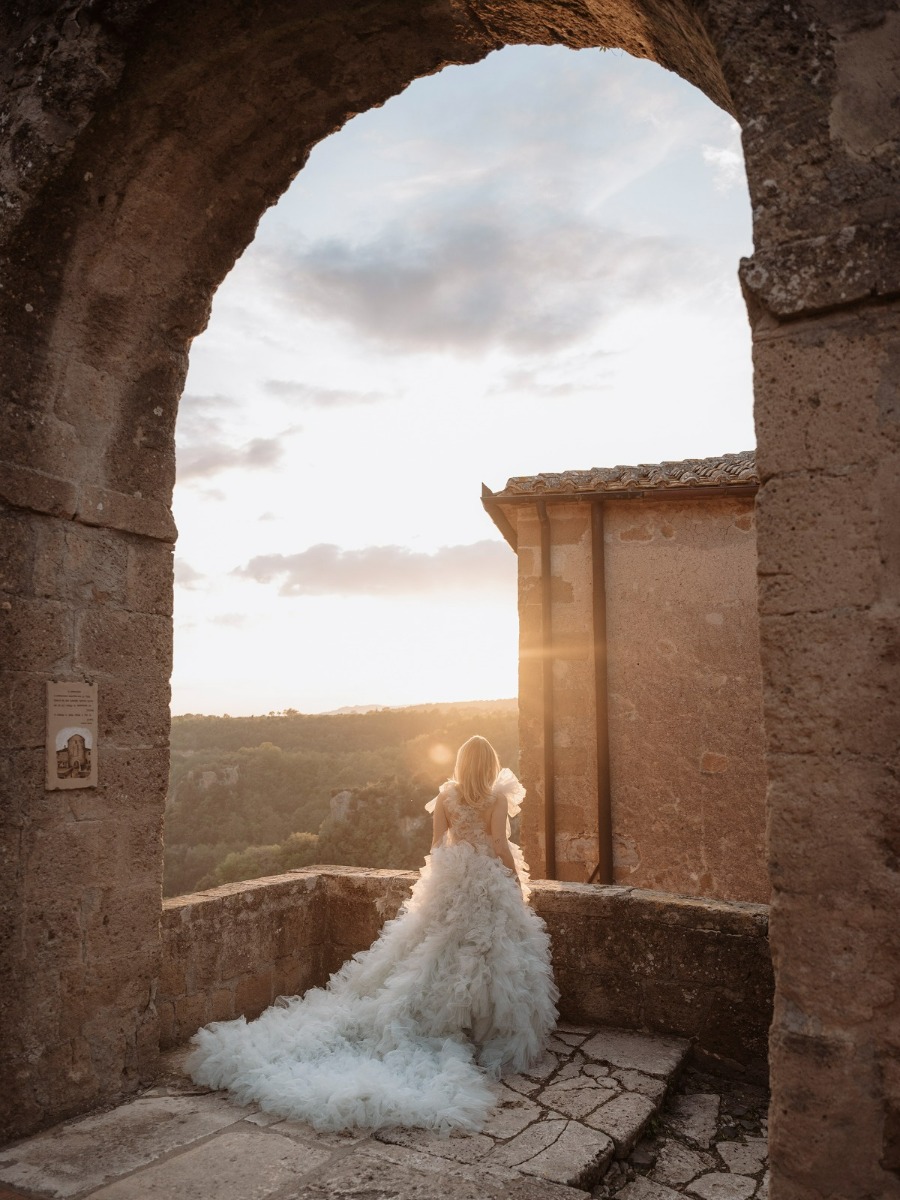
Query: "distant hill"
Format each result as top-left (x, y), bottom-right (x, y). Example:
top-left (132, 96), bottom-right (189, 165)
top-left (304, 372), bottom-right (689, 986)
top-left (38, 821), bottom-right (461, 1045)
top-left (170, 699), bottom-right (518, 754)
top-left (322, 699), bottom-right (516, 716)
top-left (164, 700), bottom-right (519, 898)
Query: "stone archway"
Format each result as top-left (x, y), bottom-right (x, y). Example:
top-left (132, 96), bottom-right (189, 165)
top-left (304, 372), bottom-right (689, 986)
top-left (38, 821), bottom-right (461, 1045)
top-left (1, 3), bottom-right (897, 1196)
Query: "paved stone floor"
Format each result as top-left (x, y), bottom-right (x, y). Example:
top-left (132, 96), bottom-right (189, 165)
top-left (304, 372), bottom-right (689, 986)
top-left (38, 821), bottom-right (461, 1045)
top-left (0, 1028), bottom-right (768, 1199)
top-left (596, 1066), bottom-right (770, 1200)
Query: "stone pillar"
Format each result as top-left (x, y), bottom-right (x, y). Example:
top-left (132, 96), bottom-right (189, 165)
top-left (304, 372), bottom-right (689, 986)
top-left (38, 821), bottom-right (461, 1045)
top-left (1, 502), bottom-right (173, 1139)
top-left (753, 306), bottom-right (900, 1197)
top-left (721, 5), bottom-right (900, 1194)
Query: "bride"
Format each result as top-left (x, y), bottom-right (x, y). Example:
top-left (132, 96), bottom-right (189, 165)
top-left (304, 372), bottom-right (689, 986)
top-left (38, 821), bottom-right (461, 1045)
top-left (186, 735), bottom-right (559, 1133)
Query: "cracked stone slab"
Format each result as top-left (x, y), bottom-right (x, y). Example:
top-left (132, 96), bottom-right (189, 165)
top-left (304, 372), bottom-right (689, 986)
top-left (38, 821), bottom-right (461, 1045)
top-left (613, 1069), bottom-right (667, 1102)
top-left (375, 1126), bottom-right (494, 1164)
top-left (480, 1085), bottom-right (543, 1140)
top-left (618, 1178), bottom-right (684, 1200)
top-left (269, 1118), bottom-right (371, 1149)
top-left (502, 1074), bottom-right (542, 1097)
top-left (581, 1029), bottom-right (690, 1079)
top-left (666, 1094), bottom-right (721, 1149)
top-left (652, 1139), bottom-right (715, 1186)
top-left (292, 1145), bottom-right (504, 1200)
top-left (716, 1139), bottom-right (768, 1175)
top-left (557, 1023), bottom-right (595, 1037)
top-left (241, 1111), bottom-right (286, 1129)
top-left (496, 1118), bottom-right (569, 1169)
top-left (522, 1050), bottom-right (559, 1080)
top-left (687, 1172), bottom-right (757, 1200)
top-left (0, 1094), bottom-right (246, 1198)
top-left (554, 1031), bottom-right (589, 1047)
top-left (539, 1077), bottom-right (620, 1121)
top-left (547, 1035), bottom-right (580, 1056)
top-left (294, 1142), bottom-right (588, 1200)
top-left (86, 1128), bottom-right (332, 1199)
top-left (556, 1058), bottom-right (589, 1081)
top-left (586, 1090), bottom-right (656, 1156)
top-left (582, 1063), bottom-right (611, 1079)
top-left (501, 1118), bottom-right (614, 1189)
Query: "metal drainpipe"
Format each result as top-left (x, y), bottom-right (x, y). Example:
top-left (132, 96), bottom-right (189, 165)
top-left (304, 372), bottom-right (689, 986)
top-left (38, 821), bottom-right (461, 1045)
top-left (588, 501), bottom-right (614, 884)
top-left (537, 500), bottom-right (556, 881)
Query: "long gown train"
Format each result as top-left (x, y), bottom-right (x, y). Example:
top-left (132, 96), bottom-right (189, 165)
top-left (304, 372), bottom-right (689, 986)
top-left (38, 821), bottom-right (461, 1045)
top-left (186, 769), bottom-right (558, 1133)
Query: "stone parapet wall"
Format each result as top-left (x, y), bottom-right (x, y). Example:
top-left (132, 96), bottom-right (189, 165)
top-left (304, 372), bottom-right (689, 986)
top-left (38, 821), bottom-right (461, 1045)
top-left (159, 867), bottom-right (419, 1050)
top-left (160, 868), bottom-right (772, 1078)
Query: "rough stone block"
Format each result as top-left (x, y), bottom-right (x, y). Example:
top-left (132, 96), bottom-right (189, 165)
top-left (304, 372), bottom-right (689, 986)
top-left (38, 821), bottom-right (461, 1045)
top-left (75, 608), bottom-right (172, 683)
top-left (716, 1139), bottom-right (767, 1175)
top-left (0, 673), bottom-right (45, 752)
top-left (97, 674), bottom-right (172, 747)
top-left (539, 1076), bottom-right (619, 1120)
top-left (77, 485), bottom-right (177, 543)
top-left (83, 885), bottom-right (161, 963)
top-left (0, 461), bottom-right (78, 522)
top-left (125, 539), bottom-right (174, 617)
top-left (234, 969), bottom-right (275, 1020)
top-left (0, 507), bottom-right (36, 596)
top-left (685, 1172), bottom-right (756, 1200)
top-left (503, 1117), bottom-right (614, 1188)
top-left (32, 523), bottom-right (128, 607)
top-left (652, 1139), bottom-right (714, 1186)
top-left (757, 470), bottom-right (881, 614)
top-left (585, 1090), bottom-right (656, 1156)
top-left (666, 1094), bottom-right (720, 1149)
top-left (173, 994), bottom-right (210, 1044)
top-left (760, 609), bottom-right (896, 758)
top-left (753, 307), bottom-right (900, 478)
top-left (1, 600), bottom-right (70, 674)
top-left (619, 1179), bottom-right (683, 1200)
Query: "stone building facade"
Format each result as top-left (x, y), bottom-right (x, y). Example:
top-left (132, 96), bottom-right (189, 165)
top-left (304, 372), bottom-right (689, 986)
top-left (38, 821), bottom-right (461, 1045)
top-left (484, 452), bottom-right (767, 903)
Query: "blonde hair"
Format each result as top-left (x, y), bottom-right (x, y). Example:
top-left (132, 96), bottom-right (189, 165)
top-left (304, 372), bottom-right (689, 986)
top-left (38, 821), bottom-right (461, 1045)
top-left (453, 735), bottom-right (501, 808)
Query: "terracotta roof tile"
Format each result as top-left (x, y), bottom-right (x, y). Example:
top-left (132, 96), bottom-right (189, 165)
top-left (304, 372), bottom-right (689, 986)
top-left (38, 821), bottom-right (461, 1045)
top-left (497, 450), bottom-right (757, 497)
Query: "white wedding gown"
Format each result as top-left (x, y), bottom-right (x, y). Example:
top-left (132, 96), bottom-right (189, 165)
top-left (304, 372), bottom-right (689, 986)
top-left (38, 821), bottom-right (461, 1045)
top-left (186, 769), bottom-right (558, 1133)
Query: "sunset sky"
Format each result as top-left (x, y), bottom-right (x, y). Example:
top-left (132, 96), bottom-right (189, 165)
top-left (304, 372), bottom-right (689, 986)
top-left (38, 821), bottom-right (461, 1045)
top-left (171, 45), bottom-right (754, 716)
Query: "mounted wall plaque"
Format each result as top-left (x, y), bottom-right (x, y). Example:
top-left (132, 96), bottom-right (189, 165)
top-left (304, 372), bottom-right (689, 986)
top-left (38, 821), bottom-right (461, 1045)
top-left (46, 681), bottom-right (98, 790)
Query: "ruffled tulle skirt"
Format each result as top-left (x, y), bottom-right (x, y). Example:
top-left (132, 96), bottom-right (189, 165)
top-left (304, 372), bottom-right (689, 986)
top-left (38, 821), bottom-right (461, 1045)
top-left (186, 843), bottom-right (558, 1133)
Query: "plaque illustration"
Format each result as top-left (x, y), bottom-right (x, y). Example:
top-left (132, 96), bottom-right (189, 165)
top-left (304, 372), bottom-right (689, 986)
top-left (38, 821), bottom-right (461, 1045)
top-left (55, 727), bottom-right (93, 780)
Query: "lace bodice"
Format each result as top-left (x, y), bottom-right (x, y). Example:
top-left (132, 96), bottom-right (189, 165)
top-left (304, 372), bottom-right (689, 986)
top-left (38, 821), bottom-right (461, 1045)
top-left (442, 786), bottom-right (494, 853)
top-left (426, 768), bottom-right (526, 857)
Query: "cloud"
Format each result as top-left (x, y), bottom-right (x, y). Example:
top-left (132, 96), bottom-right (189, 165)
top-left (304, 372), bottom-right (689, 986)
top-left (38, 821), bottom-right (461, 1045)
top-left (233, 540), bottom-right (515, 596)
top-left (494, 356), bottom-right (614, 399)
top-left (255, 216), bottom-right (697, 357)
top-left (210, 613), bottom-right (248, 628)
top-left (264, 380), bottom-right (387, 407)
top-left (702, 122), bottom-right (744, 193)
top-left (174, 559), bottom-right (205, 589)
top-left (178, 435), bottom-right (286, 481)
top-left (175, 392), bottom-right (300, 484)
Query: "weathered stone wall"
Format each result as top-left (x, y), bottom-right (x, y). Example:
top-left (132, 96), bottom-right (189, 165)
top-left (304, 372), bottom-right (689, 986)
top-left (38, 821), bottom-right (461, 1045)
top-left (159, 869), bottom-right (773, 1080)
top-left (159, 873), bottom-right (325, 1049)
top-left (513, 496), bottom-right (767, 903)
top-left (605, 496), bottom-right (767, 901)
